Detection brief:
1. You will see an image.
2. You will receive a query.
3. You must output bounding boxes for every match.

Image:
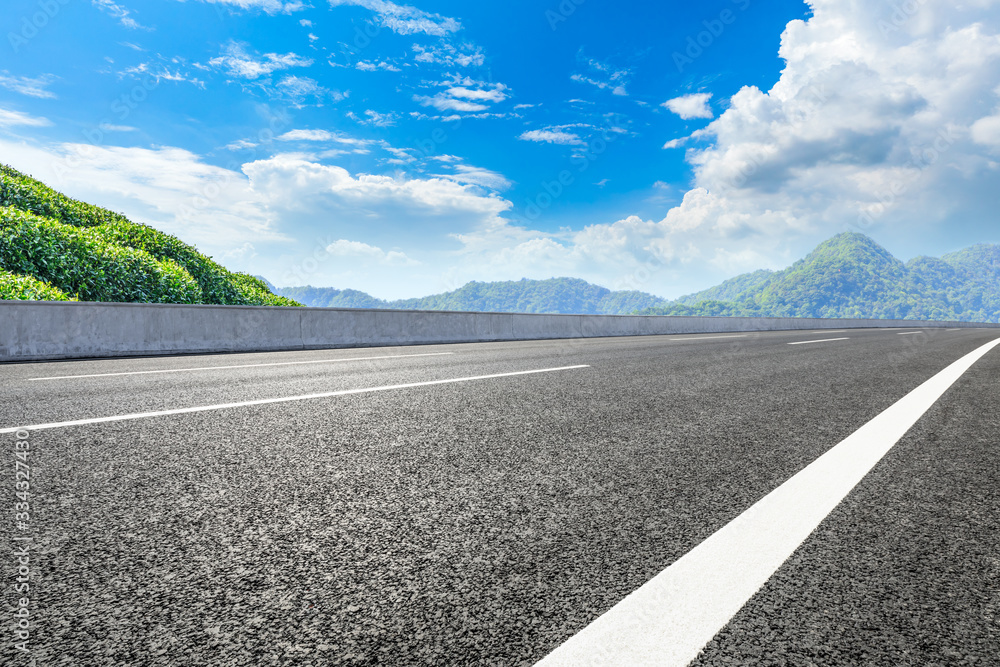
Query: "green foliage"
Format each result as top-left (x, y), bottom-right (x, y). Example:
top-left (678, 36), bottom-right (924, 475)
top-left (1, 207), bottom-right (202, 303)
top-left (228, 273), bottom-right (302, 307)
top-left (639, 232), bottom-right (1000, 323)
top-left (0, 268), bottom-right (76, 301)
top-left (274, 277), bottom-right (671, 314)
top-left (0, 163), bottom-right (302, 306)
top-left (0, 164), bottom-right (128, 228)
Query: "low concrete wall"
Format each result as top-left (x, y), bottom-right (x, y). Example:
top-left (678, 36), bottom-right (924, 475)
top-left (0, 300), bottom-right (996, 362)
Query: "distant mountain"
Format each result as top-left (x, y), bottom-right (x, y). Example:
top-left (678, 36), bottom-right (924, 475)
top-left (267, 233), bottom-right (1000, 323)
top-left (271, 277), bottom-right (671, 315)
top-left (641, 233), bottom-right (1000, 323)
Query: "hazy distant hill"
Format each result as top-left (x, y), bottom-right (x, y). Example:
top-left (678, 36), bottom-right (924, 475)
top-left (268, 233), bottom-right (1000, 323)
top-left (272, 277), bottom-right (670, 315)
top-left (641, 233), bottom-right (1000, 323)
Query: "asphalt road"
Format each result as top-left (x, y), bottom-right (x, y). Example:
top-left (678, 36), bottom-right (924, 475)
top-left (2, 327), bottom-right (998, 666)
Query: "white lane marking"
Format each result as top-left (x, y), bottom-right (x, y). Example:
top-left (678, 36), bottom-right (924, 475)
top-left (535, 337), bottom-right (1000, 667)
top-left (2, 365), bottom-right (590, 434)
top-left (27, 352), bottom-right (456, 381)
top-left (668, 335), bottom-right (749, 342)
top-left (897, 332), bottom-right (923, 335)
top-left (787, 337), bottom-right (849, 346)
top-left (945, 328), bottom-right (964, 332)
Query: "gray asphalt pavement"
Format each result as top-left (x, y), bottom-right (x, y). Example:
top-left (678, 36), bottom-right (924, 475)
top-left (2, 327), bottom-right (998, 665)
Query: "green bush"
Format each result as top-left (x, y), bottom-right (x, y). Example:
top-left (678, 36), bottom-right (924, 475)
top-left (0, 268), bottom-right (76, 301)
top-left (0, 163), bottom-right (303, 306)
top-left (0, 164), bottom-right (128, 228)
top-left (93, 220), bottom-right (248, 304)
top-left (0, 206), bottom-right (202, 304)
top-left (228, 272), bottom-right (302, 307)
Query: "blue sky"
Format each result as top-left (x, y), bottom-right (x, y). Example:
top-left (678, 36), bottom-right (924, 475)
top-left (2, 0), bottom-right (1000, 299)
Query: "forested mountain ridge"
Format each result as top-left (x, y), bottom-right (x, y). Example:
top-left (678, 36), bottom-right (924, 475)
top-left (272, 233), bottom-right (1000, 323)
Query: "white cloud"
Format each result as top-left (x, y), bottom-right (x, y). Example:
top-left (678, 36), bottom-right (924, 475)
top-left (328, 0), bottom-right (460, 36)
top-left (434, 164), bottom-right (511, 191)
top-left (326, 239), bottom-right (419, 265)
top-left (0, 108), bottom-right (51, 128)
top-left (277, 129), bottom-right (373, 148)
top-left (663, 93), bottom-right (714, 120)
top-left (519, 129), bottom-right (585, 146)
top-left (446, 85), bottom-right (507, 103)
top-left (209, 42), bottom-right (312, 79)
top-left (93, 0), bottom-right (147, 29)
top-left (413, 93), bottom-right (487, 113)
top-left (355, 60), bottom-right (401, 72)
top-left (570, 58), bottom-right (630, 97)
top-left (184, 0), bottom-right (304, 14)
top-left (411, 43), bottom-right (484, 68)
top-left (0, 72), bottom-right (57, 99)
top-left (0, 137), bottom-right (284, 253)
top-left (99, 123), bottom-right (137, 132)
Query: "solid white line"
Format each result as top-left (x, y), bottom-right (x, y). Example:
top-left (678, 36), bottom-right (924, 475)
top-left (27, 352), bottom-right (456, 381)
top-left (787, 337), bottom-right (849, 346)
top-left (668, 335), bottom-right (749, 342)
top-left (534, 337), bottom-right (1000, 667)
top-left (1, 365), bottom-right (590, 434)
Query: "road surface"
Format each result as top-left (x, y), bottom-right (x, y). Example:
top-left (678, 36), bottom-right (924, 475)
top-left (2, 327), bottom-right (997, 665)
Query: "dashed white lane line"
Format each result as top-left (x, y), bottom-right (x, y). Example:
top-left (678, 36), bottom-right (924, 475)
top-left (535, 337), bottom-right (1000, 667)
top-left (787, 337), bottom-right (850, 346)
top-left (26, 352), bottom-right (456, 381)
top-left (668, 335), bottom-right (749, 342)
top-left (897, 332), bottom-right (923, 335)
top-left (1, 365), bottom-right (590, 434)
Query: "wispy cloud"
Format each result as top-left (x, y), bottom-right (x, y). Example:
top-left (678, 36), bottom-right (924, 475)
top-left (328, 0), bottom-right (460, 36)
top-left (0, 72), bottom-right (57, 99)
top-left (0, 108), bottom-right (51, 128)
top-left (519, 128), bottom-right (585, 146)
top-left (184, 0), bottom-right (305, 15)
top-left (93, 0), bottom-right (148, 30)
top-left (209, 42), bottom-right (313, 79)
top-left (571, 57), bottom-right (630, 97)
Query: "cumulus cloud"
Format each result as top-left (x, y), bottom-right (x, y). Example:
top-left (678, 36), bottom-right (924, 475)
top-left (663, 93), bottom-right (714, 120)
top-left (444, 1), bottom-right (1000, 296)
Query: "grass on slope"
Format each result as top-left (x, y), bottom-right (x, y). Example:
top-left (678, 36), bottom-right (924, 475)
top-left (0, 164), bottom-right (300, 306)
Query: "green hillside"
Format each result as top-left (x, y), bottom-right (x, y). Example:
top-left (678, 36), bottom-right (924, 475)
top-left (641, 233), bottom-right (1000, 322)
top-left (0, 164), bottom-right (300, 306)
top-left (273, 277), bottom-right (670, 315)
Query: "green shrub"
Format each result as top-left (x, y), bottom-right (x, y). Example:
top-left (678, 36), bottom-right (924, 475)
top-left (0, 164), bottom-right (129, 228)
top-left (0, 268), bottom-right (76, 301)
top-left (0, 206), bottom-right (202, 304)
top-left (93, 220), bottom-right (247, 304)
top-left (228, 272), bottom-right (302, 307)
top-left (0, 163), bottom-right (303, 306)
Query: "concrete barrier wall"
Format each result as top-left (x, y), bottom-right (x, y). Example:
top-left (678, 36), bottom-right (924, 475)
top-left (1, 300), bottom-right (997, 362)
